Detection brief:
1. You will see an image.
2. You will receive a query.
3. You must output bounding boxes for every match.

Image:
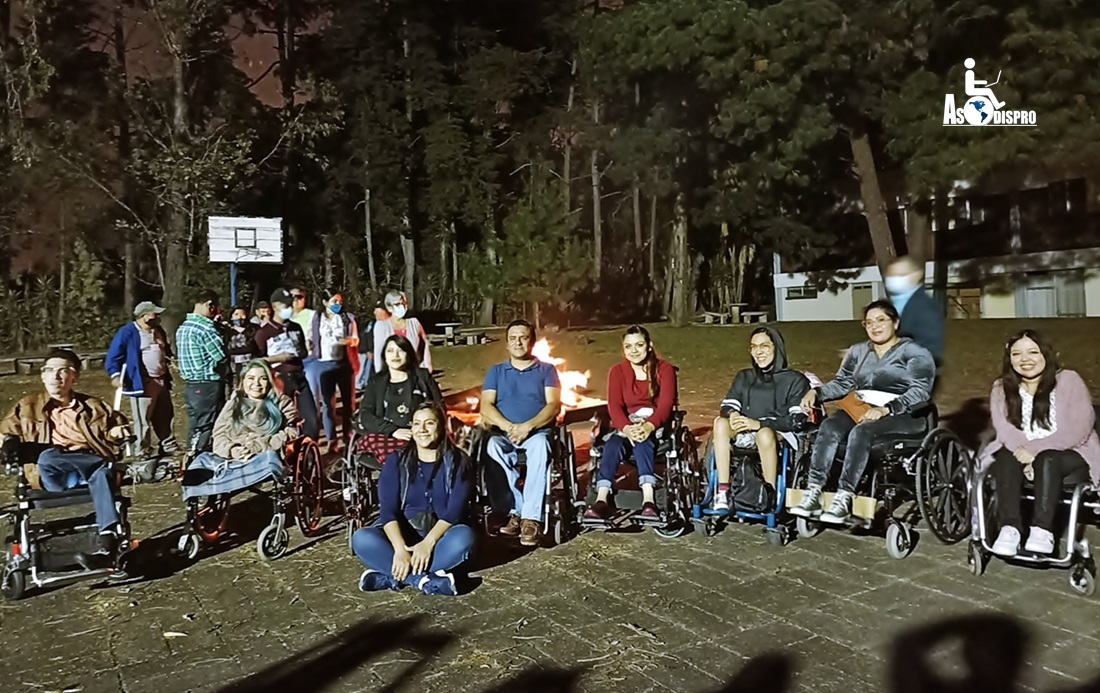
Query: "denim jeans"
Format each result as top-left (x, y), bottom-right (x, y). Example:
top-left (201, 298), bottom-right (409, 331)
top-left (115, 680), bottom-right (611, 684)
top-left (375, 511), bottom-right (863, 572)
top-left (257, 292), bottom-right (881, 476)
top-left (991, 447), bottom-right (1089, 531)
top-left (352, 524), bottom-right (474, 585)
top-left (36, 448), bottom-right (119, 532)
top-left (182, 380), bottom-right (225, 453)
top-left (278, 370), bottom-right (320, 442)
top-left (313, 359), bottom-right (353, 442)
top-left (597, 434), bottom-right (657, 489)
top-left (808, 410), bottom-right (926, 493)
top-left (485, 430), bottom-right (551, 521)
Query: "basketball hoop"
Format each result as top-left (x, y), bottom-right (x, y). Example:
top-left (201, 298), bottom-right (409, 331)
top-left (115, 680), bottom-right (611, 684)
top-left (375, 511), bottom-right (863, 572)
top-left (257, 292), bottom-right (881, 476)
top-left (208, 216), bottom-right (283, 306)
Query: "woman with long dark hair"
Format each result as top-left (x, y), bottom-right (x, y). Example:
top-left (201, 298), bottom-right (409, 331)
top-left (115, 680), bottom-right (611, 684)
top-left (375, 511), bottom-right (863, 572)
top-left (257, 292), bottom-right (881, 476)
top-left (351, 403), bottom-right (473, 596)
top-left (584, 325), bottom-right (677, 521)
top-left (981, 330), bottom-right (1100, 556)
top-left (353, 335), bottom-right (444, 461)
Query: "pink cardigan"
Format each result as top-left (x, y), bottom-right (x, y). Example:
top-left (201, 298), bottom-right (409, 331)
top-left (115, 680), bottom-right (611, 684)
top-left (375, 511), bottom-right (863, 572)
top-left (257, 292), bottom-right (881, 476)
top-left (979, 369), bottom-right (1100, 483)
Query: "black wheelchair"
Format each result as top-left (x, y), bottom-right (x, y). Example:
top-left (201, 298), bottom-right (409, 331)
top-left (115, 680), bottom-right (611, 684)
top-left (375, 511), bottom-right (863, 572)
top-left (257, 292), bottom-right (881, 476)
top-left (1, 442), bottom-right (134, 600)
top-left (581, 409), bottom-right (703, 538)
top-left (966, 405), bottom-right (1100, 596)
top-left (790, 402), bottom-right (972, 559)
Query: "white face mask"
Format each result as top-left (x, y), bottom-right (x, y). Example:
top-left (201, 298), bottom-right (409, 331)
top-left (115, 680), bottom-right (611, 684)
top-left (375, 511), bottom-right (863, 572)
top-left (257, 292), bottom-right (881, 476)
top-left (390, 304), bottom-right (407, 319)
top-left (884, 276), bottom-right (918, 296)
top-left (278, 307), bottom-right (294, 321)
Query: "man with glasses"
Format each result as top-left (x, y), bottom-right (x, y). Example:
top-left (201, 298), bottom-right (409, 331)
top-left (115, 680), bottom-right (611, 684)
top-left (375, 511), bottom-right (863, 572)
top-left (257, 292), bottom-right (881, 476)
top-left (176, 291), bottom-right (228, 452)
top-left (711, 326), bottom-right (810, 511)
top-left (0, 349), bottom-right (131, 566)
top-left (479, 320), bottom-right (561, 547)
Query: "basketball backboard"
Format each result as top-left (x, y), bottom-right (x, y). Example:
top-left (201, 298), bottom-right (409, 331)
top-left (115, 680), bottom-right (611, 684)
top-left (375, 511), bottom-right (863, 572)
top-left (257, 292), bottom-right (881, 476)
top-left (208, 216), bottom-right (282, 264)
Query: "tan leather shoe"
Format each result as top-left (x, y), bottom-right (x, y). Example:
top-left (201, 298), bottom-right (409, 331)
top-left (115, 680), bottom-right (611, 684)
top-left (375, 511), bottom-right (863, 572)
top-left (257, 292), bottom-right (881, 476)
top-left (519, 519), bottom-right (541, 547)
top-left (499, 515), bottom-right (521, 536)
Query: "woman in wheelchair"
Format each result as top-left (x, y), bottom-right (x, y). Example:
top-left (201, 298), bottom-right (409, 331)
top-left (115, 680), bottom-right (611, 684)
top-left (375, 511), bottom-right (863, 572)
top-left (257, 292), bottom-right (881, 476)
top-left (183, 360), bottom-right (297, 494)
top-left (353, 335), bottom-right (443, 461)
top-left (981, 330), bottom-right (1100, 557)
top-left (791, 300), bottom-right (935, 524)
top-left (351, 403), bottom-right (473, 596)
top-left (584, 325), bottom-right (677, 522)
top-left (711, 326), bottom-right (810, 511)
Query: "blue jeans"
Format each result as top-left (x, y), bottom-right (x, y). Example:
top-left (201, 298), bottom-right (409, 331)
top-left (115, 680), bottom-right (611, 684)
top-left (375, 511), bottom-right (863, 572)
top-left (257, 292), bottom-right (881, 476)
top-left (485, 430), bottom-right (551, 521)
top-left (597, 434), bottom-right (657, 489)
top-left (36, 448), bottom-right (120, 532)
top-left (352, 524), bottom-right (474, 585)
top-left (313, 360), bottom-right (353, 442)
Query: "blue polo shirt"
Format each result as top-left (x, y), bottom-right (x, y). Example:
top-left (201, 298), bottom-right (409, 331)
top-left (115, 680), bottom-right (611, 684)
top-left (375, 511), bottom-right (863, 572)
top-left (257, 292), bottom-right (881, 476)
top-left (482, 359), bottom-right (560, 424)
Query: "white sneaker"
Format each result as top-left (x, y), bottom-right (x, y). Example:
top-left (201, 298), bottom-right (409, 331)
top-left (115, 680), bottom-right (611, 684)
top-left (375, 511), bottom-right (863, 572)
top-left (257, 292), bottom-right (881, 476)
top-left (713, 488), bottom-right (731, 512)
top-left (1024, 526), bottom-right (1055, 554)
top-left (991, 526), bottom-right (1021, 557)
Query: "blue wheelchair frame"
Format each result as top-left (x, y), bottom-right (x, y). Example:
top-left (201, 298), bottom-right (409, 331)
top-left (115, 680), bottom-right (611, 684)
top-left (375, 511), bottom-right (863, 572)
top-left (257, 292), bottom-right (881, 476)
top-left (692, 436), bottom-right (795, 544)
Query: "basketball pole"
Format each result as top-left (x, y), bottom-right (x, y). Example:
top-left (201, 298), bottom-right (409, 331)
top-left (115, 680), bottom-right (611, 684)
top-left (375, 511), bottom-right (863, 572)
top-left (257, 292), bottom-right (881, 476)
top-left (230, 262), bottom-right (238, 308)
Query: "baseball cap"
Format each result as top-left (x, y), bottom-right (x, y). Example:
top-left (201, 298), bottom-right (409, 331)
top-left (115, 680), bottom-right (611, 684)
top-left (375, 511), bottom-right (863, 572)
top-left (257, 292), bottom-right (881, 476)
top-left (133, 301), bottom-right (165, 317)
top-left (256, 301), bottom-right (271, 309)
top-left (270, 289), bottom-right (293, 306)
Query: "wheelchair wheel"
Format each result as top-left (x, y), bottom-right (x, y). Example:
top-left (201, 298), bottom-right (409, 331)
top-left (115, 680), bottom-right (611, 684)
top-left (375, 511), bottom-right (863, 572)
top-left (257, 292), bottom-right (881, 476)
top-left (257, 522), bottom-right (290, 560)
top-left (177, 532), bottom-right (201, 561)
top-left (294, 440), bottom-right (325, 537)
top-left (195, 495), bottom-right (231, 543)
top-left (1070, 558), bottom-right (1096, 596)
top-left (916, 430), bottom-right (971, 545)
top-left (653, 521), bottom-right (688, 539)
top-left (967, 541), bottom-right (986, 577)
top-left (1, 565), bottom-right (25, 601)
top-left (796, 516), bottom-right (823, 539)
top-left (885, 521), bottom-right (914, 560)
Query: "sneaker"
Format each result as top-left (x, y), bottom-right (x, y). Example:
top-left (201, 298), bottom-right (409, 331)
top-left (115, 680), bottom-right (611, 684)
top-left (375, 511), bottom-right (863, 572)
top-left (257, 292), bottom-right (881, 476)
top-left (499, 515), bottom-right (522, 536)
top-left (1024, 526), bottom-right (1055, 554)
top-left (991, 526), bottom-right (1021, 557)
top-left (638, 502), bottom-right (660, 520)
top-left (789, 485), bottom-right (823, 518)
top-left (519, 519), bottom-right (541, 547)
top-left (359, 569), bottom-right (401, 592)
top-left (583, 500), bottom-right (615, 521)
top-left (417, 570), bottom-right (457, 596)
top-left (713, 487), bottom-right (731, 512)
top-left (820, 491), bottom-right (853, 524)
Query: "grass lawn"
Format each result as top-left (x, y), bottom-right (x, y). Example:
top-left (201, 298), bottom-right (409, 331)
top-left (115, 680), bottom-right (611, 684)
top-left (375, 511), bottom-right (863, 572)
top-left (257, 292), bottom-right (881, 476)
top-left (1, 317), bottom-right (1098, 447)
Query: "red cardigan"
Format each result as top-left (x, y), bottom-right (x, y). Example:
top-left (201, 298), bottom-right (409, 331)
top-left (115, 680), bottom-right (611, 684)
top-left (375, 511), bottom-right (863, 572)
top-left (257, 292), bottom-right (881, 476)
top-left (607, 359), bottom-right (677, 431)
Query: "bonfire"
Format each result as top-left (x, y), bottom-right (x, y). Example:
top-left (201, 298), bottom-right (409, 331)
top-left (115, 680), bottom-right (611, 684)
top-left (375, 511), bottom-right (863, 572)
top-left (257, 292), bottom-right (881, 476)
top-left (532, 338), bottom-right (590, 408)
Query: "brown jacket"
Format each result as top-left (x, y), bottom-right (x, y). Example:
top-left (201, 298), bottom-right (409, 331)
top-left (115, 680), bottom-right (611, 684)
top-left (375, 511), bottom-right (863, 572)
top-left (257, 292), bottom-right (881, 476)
top-left (0, 392), bottom-right (130, 486)
top-left (211, 393), bottom-right (299, 460)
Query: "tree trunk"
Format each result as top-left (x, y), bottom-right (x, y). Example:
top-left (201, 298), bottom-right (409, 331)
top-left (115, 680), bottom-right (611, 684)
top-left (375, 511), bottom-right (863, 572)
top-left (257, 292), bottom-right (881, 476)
top-left (478, 240), bottom-right (496, 327)
top-left (58, 212), bottom-right (67, 331)
top-left (340, 236), bottom-right (360, 297)
top-left (649, 190), bottom-right (659, 302)
top-left (451, 238), bottom-right (459, 312)
top-left (668, 192), bottom-right (691, 326)
top-left (632, 83), bottom-right (642, 252)
top-left (363, 182), bottom-right (377, 293)
top-left (563, 59), bottom-right (577, 214)
top-left (400, 231), bottom-right (415, 309)
top-left (905, 199), bottom-right (932, 264)
top-left (276, 3), bottom-right (298, 248)
top-left (590, 100), bottom-right (602, 283)
top-left (440, 227), bottom-right (449, 307)
top-left (847, 129), bottom-right (896, 274)
top-left (532, 300), bottom-right (540, 331)
top-left (322, 234), bottom-right (334, 287)
top-left (162, 45), bottom-right (190, 346)
top-left (113, 1), bottom-right (135, 313)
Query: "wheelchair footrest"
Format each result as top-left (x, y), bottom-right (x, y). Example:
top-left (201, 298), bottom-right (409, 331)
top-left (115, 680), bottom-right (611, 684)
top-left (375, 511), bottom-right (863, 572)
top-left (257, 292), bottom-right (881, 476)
top-left (785, 489), bottom-right (877, 520)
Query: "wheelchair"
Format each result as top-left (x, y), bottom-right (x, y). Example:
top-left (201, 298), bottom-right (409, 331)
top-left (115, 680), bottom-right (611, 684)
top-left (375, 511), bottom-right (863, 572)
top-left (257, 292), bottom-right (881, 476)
top-left (176, 431), bottom-right (325, 561)
top-left (469, 423), bottom-right (580, 547)
top-left (1, 443), bottom-right (135, 600)
top-left (966, 406), bottom-right (1100, 596)
top-left (581, 409), bottom-right (703, 538)
top-left (693, 431), bottom-right (807, 544)
top-left (789, 402), bottom-right (972, 559)
top-left (337, 431), bottom-right (389, 553)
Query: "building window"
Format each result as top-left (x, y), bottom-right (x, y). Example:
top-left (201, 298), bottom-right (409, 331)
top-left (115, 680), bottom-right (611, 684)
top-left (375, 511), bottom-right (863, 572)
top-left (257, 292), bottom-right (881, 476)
top-left (787, 286), bottom-right (818, 300)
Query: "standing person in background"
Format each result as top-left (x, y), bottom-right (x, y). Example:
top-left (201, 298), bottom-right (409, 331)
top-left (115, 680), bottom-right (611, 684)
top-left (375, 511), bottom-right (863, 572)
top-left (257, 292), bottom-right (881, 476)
top-left (309, 288), bottom-right (359, 453)
top-left (357, 304), bottom-right (391, 391)
top-left (372, 290), bottom-right (431, 374)
top-left (884, 256), bottom-right (944, 371)
top-left (176, 292), bottom-right (228, 453)
top-left (227, 306), bottom-right (260, 388)
top-left (256, 289), bottom-right (320, 441)
top-left (105, 301), bottom-right (176, 461)
top-left (251, 301), bottom-right (272, 327)
top-left (290, 287), bottom-right (316, 344)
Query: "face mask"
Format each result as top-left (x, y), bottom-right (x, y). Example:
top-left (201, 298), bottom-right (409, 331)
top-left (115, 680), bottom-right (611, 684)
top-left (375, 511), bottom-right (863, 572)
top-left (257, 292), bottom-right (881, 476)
top-left (278, 307), bottom-right (294, 321)
top-left (232, 319), bottom-right (244, 327)
top-left (884, 276), bottom-right (917, 296)
top-left (146, 316), bottom-right (160, 327)
top-left (329, 303), bottom-right (342, 314)
top-left (390, 304), bottom-right (407, 319)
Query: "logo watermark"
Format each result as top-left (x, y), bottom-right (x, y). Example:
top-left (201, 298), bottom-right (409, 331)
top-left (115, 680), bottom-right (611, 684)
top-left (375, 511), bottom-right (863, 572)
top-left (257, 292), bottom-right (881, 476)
top-left (943, 58), bottom-right (1036, 127)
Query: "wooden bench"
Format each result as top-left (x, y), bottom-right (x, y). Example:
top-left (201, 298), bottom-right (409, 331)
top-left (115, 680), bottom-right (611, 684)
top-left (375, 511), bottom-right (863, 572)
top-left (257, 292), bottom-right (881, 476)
top-left (454, 328), bottom-right (488, 346)
top-left (741, 311), bottom-right (768, 324)
top-left (7, 350), bottom-right (108, 376)
top-left (722, 303), bottom-right (747, 323)
top-left (700, 311), bottom-right (731, 325)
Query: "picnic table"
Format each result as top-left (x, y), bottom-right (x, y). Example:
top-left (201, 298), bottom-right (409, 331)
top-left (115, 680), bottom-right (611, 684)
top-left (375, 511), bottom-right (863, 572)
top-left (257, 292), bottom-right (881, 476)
top-left (699, 311), bottom-right (731, 325)
top-left (741, 311), bottom-right (769, 324)
top-left (723, 303), bottom-right (747, 322)
top-left (429, 322), bottom-right (489, 347)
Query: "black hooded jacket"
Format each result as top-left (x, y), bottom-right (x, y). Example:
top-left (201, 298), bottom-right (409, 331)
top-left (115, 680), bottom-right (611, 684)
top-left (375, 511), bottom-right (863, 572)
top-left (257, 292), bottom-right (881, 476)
top-left (718, 326), bottom-right (810, 432)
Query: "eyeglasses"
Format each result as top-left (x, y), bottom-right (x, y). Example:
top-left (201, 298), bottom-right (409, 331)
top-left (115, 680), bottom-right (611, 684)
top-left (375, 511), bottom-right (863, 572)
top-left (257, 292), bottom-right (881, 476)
top-left (749, 344), bottom-right (773, 352)
top-left (862, 317), bottom-right (893, 328)
top-left (291, 294), bottom-right (305, 301)
top-left (41, 366), bottom-right (76, 376)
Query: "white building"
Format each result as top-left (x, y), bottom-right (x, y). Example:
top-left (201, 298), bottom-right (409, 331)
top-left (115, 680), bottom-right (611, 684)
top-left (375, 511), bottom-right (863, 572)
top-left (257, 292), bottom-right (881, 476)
top-left (773, 176), bottom-right (1100, 321)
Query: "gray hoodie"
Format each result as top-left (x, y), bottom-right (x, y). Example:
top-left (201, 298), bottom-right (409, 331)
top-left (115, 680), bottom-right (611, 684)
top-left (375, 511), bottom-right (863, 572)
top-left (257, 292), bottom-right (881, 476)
top-left (817, 337), bottom-right (935, 415)
top-left (718, 326), bottom-right (811, 432)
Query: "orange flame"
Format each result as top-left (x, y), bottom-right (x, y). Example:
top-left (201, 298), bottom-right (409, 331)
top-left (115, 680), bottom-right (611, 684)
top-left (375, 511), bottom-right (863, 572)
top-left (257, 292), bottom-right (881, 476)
top-left (532, 338), bottom-right (589, 407)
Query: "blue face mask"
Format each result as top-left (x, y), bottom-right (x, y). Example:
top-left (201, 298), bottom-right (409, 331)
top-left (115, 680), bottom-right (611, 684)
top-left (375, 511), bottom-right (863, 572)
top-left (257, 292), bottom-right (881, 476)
top-left (329, 303), bottom-right (342, 314)
top-left (278, 307), bottom-right (293, 321)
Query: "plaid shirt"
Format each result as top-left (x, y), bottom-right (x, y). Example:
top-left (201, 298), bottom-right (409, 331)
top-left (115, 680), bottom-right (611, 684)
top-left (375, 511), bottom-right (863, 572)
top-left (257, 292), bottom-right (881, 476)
top-left (176, 313), bottom-right (226, 382)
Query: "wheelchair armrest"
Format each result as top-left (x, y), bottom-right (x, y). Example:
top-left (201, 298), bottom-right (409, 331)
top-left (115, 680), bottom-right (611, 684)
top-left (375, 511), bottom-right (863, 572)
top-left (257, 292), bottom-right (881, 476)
top-left (904, 401), bottom-right (936, 419)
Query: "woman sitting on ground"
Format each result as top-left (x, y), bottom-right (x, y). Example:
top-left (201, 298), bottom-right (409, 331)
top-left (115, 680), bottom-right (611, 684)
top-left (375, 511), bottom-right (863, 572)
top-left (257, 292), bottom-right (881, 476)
top-left (790, 300), bottom-right (935, 524)
top-left (981, 330), bottom-right (1100, 556)
top-left (183, 360), bottom-right (297, 497)
top-left (352, 403), bottom-right (473, 596)
top-left (710, 326), bottom-right (810, 511)
top-left (584, 325), bottom-right (677, 522)
top-left (353, 335), bottom-right (444, 461)
top-left (372, 290), bottom-right (432, 374)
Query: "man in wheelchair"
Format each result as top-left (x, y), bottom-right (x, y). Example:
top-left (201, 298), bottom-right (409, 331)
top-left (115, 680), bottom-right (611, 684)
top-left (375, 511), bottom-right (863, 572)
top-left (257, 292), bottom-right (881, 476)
top-left (480, 320), bottom-right (561, 547)
top-left (0, 349), bottom-right (131, 568)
